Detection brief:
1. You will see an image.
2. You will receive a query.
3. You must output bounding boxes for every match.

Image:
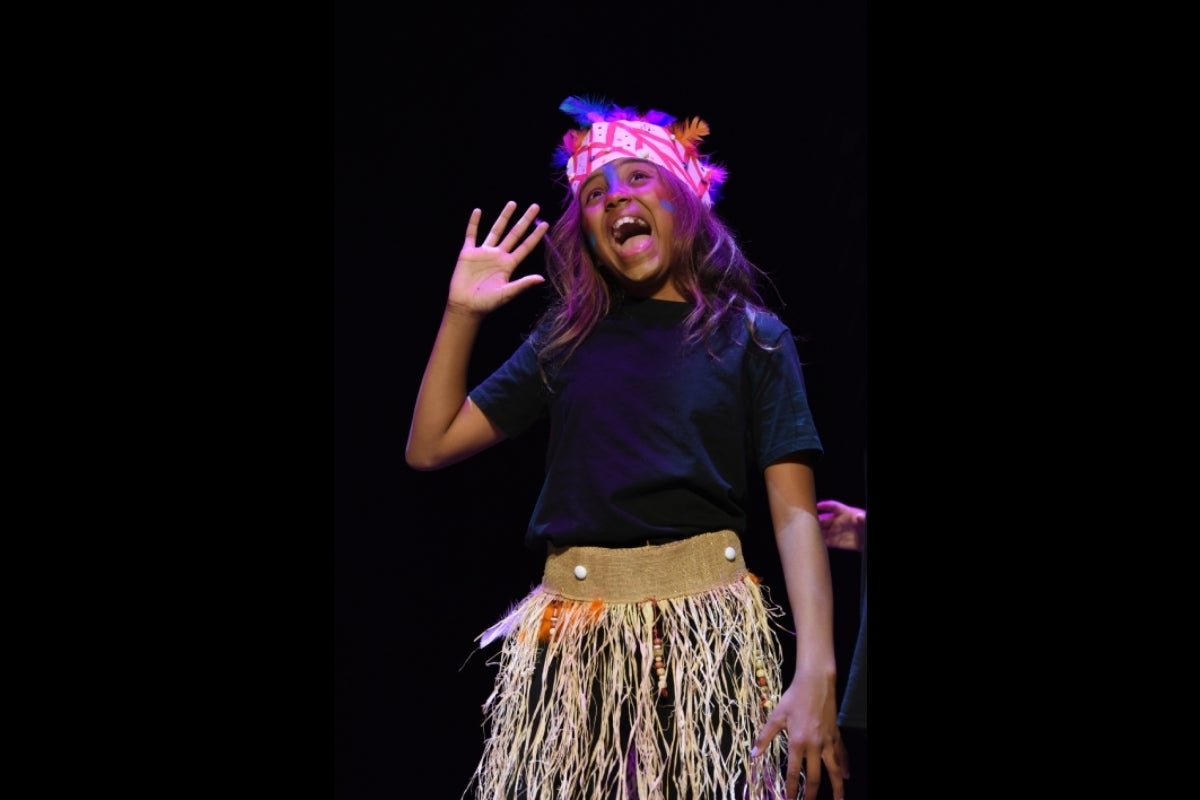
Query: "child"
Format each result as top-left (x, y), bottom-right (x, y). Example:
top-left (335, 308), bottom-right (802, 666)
top-left (407, 96), bottom-right (845, 800)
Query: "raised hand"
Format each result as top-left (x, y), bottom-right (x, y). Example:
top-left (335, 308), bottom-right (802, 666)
top-left (448, 201), bottom-right (549, 316)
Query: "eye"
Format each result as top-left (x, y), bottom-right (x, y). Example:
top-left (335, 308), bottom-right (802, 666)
top-left (629, 170), bottom-right (652, 183)
top-left (584, 185), bottom-right (606, 202)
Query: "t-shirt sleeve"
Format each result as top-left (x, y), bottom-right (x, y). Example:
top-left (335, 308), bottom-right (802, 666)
top-left (467, 340), bottom-right (550, 439)
top-left (746, 318), bottom-right (824, 471)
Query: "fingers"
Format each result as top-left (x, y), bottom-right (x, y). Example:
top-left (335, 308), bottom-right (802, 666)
top-left (466, 202), bottom-right (547, 252)
top-left (506, 274), bottom-right (547, 298)
top-left (785, 757), bottom-right (803, 800)
top-left (512, 218), bottom-right (550, 260)
top-left (803, 740), bottom-right (848, 800)
top-left (749, 715), bottom-right (783, 759)
top-left (497, 202), bottom-right (538, 250)
top-left (495, 203), bottom-right (546, 255)
top-left (787, 767), bottom-right (807, 800)
top-left (753, 718), bottom-right (810, 798)
top-left (484, 201), bottom-right (519, 246)
top-left (823, 760), bottom-right (845, 800)
top-left (756, 724), bottom-right (841, 800)
top-left (828, 735), bottom-right (849, 799)
top-left (795, 758), bottom-right (820, 800)
top-left (462, 207), bottom-right (483, 245)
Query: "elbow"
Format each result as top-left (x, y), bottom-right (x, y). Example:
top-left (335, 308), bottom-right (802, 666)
top-left (405, 427), bottom-right (443, 470)
top-left (407, 426), bottom-right (490, 471)
top-left (405, 445), bottom-right (442, 472)
top-left (406, 438), bottom-right (465, 471)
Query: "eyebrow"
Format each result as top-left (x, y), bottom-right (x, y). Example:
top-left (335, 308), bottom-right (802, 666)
top-left (580, 159), bottom-right (657, 193)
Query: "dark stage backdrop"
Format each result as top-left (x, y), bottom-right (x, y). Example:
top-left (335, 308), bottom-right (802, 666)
top-left (336, 3), bottom-right (867, 797)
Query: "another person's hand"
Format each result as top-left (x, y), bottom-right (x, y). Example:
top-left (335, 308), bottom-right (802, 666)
top-left (816, 500), bottom-right (865, 552)
top-left (447, 201), bottom-right (548, 316)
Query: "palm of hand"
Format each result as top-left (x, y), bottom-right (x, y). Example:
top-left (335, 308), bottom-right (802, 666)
top-left (451, 248), bottom-right (524, 313)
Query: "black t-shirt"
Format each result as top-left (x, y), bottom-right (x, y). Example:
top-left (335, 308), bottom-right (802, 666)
top-left (470, 298), bottom-right (822, 549)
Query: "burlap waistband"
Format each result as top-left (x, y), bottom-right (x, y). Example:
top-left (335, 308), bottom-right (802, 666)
top-left (541, 530), bottom-right (748, 603)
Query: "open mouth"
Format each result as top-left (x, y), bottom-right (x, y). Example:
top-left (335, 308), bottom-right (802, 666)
top-left (612, 216), bottom-right (651, 245)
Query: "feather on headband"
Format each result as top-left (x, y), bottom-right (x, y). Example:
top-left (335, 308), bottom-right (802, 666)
top-left (554, 95), bottom-right (727, 206)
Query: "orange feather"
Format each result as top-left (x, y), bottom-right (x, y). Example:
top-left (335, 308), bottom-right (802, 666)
top-left (671, 117), bottom-right (711, 157)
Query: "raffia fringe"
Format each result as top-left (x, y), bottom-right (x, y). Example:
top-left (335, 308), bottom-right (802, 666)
top-left (465, 566), bottom-right (788, 799)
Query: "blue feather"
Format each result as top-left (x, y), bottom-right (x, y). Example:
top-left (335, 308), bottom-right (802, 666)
top-left (559, 95), bottom-right (614, 125)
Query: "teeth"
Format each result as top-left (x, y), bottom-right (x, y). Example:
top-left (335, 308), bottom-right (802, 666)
top-left (611, 216), bottom-right (641, 234)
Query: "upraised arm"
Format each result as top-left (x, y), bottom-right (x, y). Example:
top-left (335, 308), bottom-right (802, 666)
top-left (405, 202), bottom-right (548, 471)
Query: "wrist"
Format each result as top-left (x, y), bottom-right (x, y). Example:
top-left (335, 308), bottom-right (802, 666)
top-left (444, 302), bottom-right (485, 322)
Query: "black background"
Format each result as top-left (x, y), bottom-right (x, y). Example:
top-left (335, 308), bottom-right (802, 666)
top-left (336, 3), bottom-right (867, 797)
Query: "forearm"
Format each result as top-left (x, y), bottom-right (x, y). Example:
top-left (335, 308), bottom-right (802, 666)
top-left (405, 305), bottom-right (483, 468)
top-left (775, 511), bottom-right (838, 680)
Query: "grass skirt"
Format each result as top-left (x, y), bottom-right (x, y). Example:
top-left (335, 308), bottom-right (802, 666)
top-left (466, 530), bottom-right (789, 800)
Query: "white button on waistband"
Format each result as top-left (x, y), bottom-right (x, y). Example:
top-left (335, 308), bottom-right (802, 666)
top-left (724, 546), bottom-right (737, 561)
top-left (574, 565), bottom-right (588, 580)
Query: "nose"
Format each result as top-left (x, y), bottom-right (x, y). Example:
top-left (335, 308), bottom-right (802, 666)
top-left (604, 185), bottom-right (630, 209)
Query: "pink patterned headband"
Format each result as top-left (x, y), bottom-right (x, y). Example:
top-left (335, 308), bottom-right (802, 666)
top-left (554, 96), bottom-right (728, 206)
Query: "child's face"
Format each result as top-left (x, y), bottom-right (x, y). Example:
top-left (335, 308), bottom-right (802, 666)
top-left (579, 159), bottom-right (681, 301)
